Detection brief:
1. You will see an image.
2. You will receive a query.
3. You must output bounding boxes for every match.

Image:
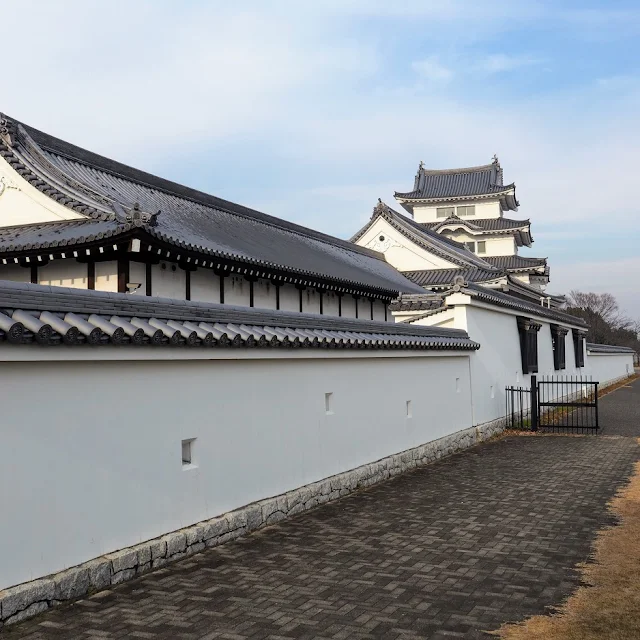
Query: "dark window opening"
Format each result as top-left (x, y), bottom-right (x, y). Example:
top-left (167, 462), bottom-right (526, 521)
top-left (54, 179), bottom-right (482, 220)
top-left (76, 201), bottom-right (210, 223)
top-left (517, 317), bottom-right (541, 374)
top-left (551, 324), bottom-right (568, 371)
top-left (573, 329), bottom-right (585, 368)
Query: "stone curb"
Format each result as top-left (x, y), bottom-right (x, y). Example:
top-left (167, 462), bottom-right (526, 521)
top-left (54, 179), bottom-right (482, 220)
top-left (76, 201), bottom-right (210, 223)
top-left (0, 422), bottom-right (504, 628)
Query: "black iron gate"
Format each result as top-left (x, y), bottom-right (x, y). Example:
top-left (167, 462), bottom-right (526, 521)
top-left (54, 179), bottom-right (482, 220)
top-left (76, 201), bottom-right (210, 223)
top-left (506, 375), bottom-right (600, 434)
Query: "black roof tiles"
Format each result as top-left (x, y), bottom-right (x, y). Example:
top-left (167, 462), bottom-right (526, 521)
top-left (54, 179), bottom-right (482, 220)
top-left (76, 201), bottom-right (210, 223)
top-left (0, 280), bottom-right (479, 351)
top-left (421, 217), bottom-right (530, 232)
top-left (0, 113), bottom-right (424, 296)
top-left (483, 255), bottom-right (547, 271)
top-left (401, 267), bottom-right (502, 287)
top-left (395, 158), bottom-right (518, 211)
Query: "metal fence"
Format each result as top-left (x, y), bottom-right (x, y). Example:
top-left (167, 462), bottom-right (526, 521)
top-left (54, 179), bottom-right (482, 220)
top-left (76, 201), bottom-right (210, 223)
top-left (505, 375), bottom-right (599, 434)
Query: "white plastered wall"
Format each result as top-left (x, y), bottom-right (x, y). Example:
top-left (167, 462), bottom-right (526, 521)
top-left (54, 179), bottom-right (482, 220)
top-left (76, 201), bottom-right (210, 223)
top-left (0, 263), bottom-right (30, 282)
top-left (38, 259), bottom-right (88, 289)
top-left (355, 217), bottom-right (460, 272)
top-left (191, 269), bottom-right (220, 304)
top-left (411, 199), bottom-right (501, 223)
top-left (587, 352), bottom-right (635, 384)
top-left (0, 350), bottom-right (472, 590)
top-left (279, 283), bottom-right (300, 313)
top-left (0, 156), bottom-right (85, 227)
top-left (409, 298), bottom-right (626, 427)
top-left (152, 262), bottom-right (186, 299)
top-left (253, 278), bottom-right (277, 310)
top-left (440, 230), bottom-right (516, 257)
top-left (95, 261), bottom-right (119, 293)
top-left (225, 275), bottom-right (250, 306)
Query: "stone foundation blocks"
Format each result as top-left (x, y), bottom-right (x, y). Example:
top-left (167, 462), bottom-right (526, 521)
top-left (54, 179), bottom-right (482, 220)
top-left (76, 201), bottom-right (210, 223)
top-left (0, 422), bottom-right (504, 627)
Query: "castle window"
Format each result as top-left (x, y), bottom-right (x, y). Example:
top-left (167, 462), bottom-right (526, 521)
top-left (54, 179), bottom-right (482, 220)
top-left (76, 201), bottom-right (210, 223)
top-left (463, 242), bottom-right (475, 252)
top-left (517, 317), bottom-right (541, 374)
top-left (436, 206), bottom-right (455, 218)
top-left (551, 325), bottom-right (568, 371)
top-left (573, 330), bottom-right (585, 368)
top-left (477, 241), bottom-right (486, 254)
top-left (457, 205), bottom-right (476, 216)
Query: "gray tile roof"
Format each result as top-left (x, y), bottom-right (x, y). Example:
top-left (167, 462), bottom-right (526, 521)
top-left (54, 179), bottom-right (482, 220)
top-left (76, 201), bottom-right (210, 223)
top-left (389, 295), bottom-right (446, 313)
top-left (483, 255), bottom-right (547, 271)
top-left (351, 202), bottom-right (496, 271)
top-left (0, 219), bottom-right (129, 252)
top-left (0, 113), bottom-right (424, 296)
top-left (460, 284), bottom-right (587, 327)
top-left (586, 343), bottom-right (636, 354)
top-left (401, 267), bottom-right (503, 287)
top-left (0, 280), bottom-right (479, 351)
top-left (395, 158), bottom-right (518, 211)
top-left (421, 217), bottom-right (530, 232)
top-left (420, 216), bottom-right (532, 248)
top-left (397, 283), bottom-right (587, 328)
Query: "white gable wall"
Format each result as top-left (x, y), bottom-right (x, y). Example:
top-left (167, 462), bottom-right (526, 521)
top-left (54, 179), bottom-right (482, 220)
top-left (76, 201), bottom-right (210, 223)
top-left (0, 156), bottom-right (85, 227)
top-left (355, 217), bottom-right (461, 272)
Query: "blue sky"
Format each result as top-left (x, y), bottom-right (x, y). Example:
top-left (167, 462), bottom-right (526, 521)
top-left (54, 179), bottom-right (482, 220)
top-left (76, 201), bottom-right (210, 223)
top-left (3, 1), bottom-right (640, 316)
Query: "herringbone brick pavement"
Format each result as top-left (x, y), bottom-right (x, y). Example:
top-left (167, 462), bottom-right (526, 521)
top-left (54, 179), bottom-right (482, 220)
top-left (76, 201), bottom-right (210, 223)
top-left (6, 435), bottom-right (639, 640)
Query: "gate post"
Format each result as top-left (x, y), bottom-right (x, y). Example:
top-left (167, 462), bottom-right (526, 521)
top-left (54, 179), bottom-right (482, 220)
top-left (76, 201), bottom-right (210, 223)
top-left (530, 375), bottom-right (538, 432)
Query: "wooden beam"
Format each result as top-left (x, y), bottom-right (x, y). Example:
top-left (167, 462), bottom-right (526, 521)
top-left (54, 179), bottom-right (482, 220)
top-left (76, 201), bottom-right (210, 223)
top-left (185, 269), bottom-right (191, 301)
top-left (146, 263), bottom-right (152, 296)
top-left (220, 274), bottom-right (225, 304)
top-left (249, 280), bottom-right (254, 307)
top-left (275, 283), bottom-right (280, 310)
top-left (87, 261), bottom-right (95, 290)
top-left (30, 265), bottom-right (38, 284)
top-left (117, 256), bottom-right (129, 294)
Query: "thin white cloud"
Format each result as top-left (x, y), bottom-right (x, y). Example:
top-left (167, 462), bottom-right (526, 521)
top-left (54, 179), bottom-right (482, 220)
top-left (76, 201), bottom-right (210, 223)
top-left (476, 54), bottom-right (542, 73)
top-left (1, 0), bottom-right (639, 314)
top-left (412, 57), bottom-right (454, 82)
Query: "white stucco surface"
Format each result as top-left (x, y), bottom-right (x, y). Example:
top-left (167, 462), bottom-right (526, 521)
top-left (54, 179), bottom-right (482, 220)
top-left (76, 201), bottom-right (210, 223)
top-left (38, 259), bottom-right (88, 289)
top-left (0, 352), bottom-right (472, 590)
top-left (0, 157), bottom-right (85, 227)
top-left (191, 268), bottom-right (220, 304)
top-left (152, 262), bottom-right (186, 299)
top-left (411, 199), bottom-right (501, 223)
top-left (587, 352), bottom-right (635, 385)
top-left (95, 260), bottom-right (119, 292)
top-left (356, 218), bottom-right (459, 272)
top-left (411, 298), bottom-right (631, 428)
top-left (0, 263), bottom-right (30, 282)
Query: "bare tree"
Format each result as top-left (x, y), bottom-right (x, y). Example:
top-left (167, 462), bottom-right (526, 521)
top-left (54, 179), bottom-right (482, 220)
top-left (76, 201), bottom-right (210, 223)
top-left (565, 291), bottom-right (639, 350)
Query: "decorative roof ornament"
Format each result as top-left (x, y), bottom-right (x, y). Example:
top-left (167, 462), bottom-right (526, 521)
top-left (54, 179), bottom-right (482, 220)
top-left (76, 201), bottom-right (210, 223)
top-left (0, 113), bottom-right (17, 147)
top-left (114, 202), bottom-right (161, 227)
top-left (492, 154), bottom-right (499, 164)
top-left (372, 198), bottom-right (387, 217)
top-left (452, 274), bottom-right (467, 292)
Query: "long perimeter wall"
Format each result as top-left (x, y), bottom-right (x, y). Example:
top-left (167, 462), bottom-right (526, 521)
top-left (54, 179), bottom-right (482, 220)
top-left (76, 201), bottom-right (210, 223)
top-left (0, 351), bottom-right (472, 592)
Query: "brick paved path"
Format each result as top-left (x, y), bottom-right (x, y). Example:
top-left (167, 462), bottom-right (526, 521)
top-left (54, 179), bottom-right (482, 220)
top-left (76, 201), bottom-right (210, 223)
top-left (598, 376), bottom-right (640, 437)
top-left (8, 387), bottom-right (640, 639)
